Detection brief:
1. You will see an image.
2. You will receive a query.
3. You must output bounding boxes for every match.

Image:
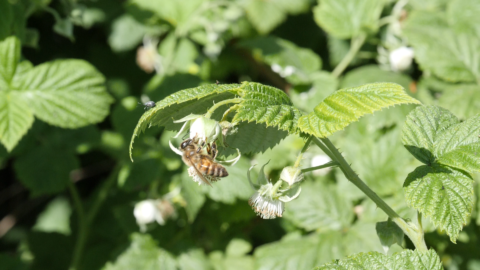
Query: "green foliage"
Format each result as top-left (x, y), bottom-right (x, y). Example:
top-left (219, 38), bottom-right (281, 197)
top-left (102, 233), bottom-right (177, 270)
top-left (315, 249), bottom-right (442, 270)
top-left (0, 36), bottom-right (113, 151)
top-left (404, 2), bottom-right (480, 83)
top-left (313, 0), bottom-right (384, 39)
top-left (402, 105), bottom-right (480, 242)
top-left (298, 83), bottom-right (420, 138)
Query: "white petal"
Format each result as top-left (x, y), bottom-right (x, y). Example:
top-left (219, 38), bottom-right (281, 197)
top-left (169, 140), bottom-right (183, 156)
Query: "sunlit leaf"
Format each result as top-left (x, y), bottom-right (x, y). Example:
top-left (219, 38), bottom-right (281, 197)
top-left (13, 60), bottom-right (114, 128)
top-left (298, 83), bottom-right (420, 138)
top-left (315, 249), bottom-right (442, 270)
top-left (313, 0), bottom-right (384, 39)
top-left (404, 165), bottom-right (473, 243)
top-left (0, 92), bottom-right (34, 151)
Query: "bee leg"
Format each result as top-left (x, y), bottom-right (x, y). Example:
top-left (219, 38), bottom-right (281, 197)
top-left (197, 141), bottom-right (206, 153)
top-left (211, 142), bottom-right (218, 159)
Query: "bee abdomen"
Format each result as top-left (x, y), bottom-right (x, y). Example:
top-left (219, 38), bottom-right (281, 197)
top-left (214, 166), bottom-right (228, 177)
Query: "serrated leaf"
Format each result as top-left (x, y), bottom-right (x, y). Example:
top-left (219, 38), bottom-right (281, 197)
top-left (13, 146), bottom-right (79, 195)
top-left (12, 59), bottom-right (114, 128)
top-left (298, 83), bottom-right (420, 138)
top-left (0, 92), bottom-right (34, 151)
top-left (313, 0), bottom-right (384, 39)
top-left (130, 82), bottom-right (299, 159)
top-left (402, 105), bottom-right (458, 164)
top-left (435, 114), bottom-right (480, 173)
top-left (283, 181), bottom-right (353, 232)
top-left (315, 249), bottom-right (442, 270)
top-left (102, 233), bottom-right (177, 270)
top-left (404, 11), bottom-right (480, 83)
top-left (402, 105), bottom-right (480, 173)
top-left (404, 165), bottom-right (473, 242)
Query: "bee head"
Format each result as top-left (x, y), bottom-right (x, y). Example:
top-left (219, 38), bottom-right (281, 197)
top-left (181, 139), bottom-right (192, 149)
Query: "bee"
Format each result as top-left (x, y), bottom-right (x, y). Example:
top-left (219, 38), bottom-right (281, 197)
top-left (179, 137), bottom-right (228, 186)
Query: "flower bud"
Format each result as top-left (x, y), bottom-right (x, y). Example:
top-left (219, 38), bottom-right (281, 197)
top-left (280, 166), bottom-right (303, 186)
top-left (389, 47), bottom-right (414, 72)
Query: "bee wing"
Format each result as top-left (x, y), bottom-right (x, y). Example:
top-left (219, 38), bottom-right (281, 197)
top-left (186, 156), bottom-right (212, 187)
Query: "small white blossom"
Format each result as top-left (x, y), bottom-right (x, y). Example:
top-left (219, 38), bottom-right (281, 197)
top-left (389, 47), bottom-right (414, 72)
top-left (136, 36), bottom-right (163, 74)
top-left (311, 155), bottom-right (332, 176)
top-left (280, 166), bottom-right (303, 186)
top-left (133, 199), bottom-right (175, 232)
top-left (271, 64), bottom-right (296, 78)
top-left (247, 163), bottom-right (301, 219)
top-left (248, 183), bottom-right (285, 219)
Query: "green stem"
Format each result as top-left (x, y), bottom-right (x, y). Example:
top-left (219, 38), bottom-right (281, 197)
top-left (204, 98), bottom-right (243, 119)
top-left (86, 166), bottom-right (120, 224)
top-left (68, 182), bottom-right (87, 270)
top-left (318, 137), bottom-right (428, 252)
top-left (332, 33), bottom-right (367, 78)
top-left (294, 136), bottom-right (313, 168)
top-left (312, 138), bottom-right (335, 160)
top-left (301, 161), bottom-right (338, 173)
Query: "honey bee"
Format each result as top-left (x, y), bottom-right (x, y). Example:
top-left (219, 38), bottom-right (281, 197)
top-left (179, 137), bottom-right (228, 186)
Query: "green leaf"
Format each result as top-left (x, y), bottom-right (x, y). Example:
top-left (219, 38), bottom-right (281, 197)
top-left (255, 222), bottom-right (383, 270)
top-left (402, 105), bottom-right (480, 173)
top-left (290, 71), bottom-right (338, 112)
top-left (0, 92), bottom-right (34, 151)
top-left (434, 114), bottom-right (480, 173)
top-left (313, 0), bottom-right (384, 39)
top-left (178, 170), bottom-right (206, 222)
top-left (447, 0), bottom-right (480, 36)
top-left (0, 254), bottom-right (28, 270)
top-left (28, 232), bottom-right (73, 270)
top-left (0, 2), bottom-right (26, 44)
top-left (404, 164), bottom-right (473, 242)
top-left (283, 181), bottom-right (354, 232)
top-left (33, 197), bottom-right (72, 235)
top-left (239, 36), bottom-right (322, 84)
top-left (178, 249), bottom-right (211, 270)
top-left (402, 105), bottom-right (458, 164)
top-left (298, 83), bottom-right (420, 138)
top-left (243, 0), bottom-right (309, 34)
top-left (315, 249), bottom-right (442, 270)
top-left (404, 11), bottom-right (480, 83)
top-left (13, 60), bottom-right (114, 128)
top-left (438, 84), bottom-right (480, 119)
top-left (130, 82), bottom-right (299, 159)
top-left (13, 146), bottom-right (79, 195)
top-left (375, 221), bottom-right (404, 253)
top-left (108, 14), bottom-right (162, 52)
top-left (0, 36), bottom-right (20, 87)
top-left (103, 233), bottom-right (177, 270)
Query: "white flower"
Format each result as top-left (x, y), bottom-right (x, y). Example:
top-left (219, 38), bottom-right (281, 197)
top-left (248, 184), bottom-right (285, 219)
top-left (173, 114), bottom-right (221, 146)
top-left (133, 199), bottom-right (175, 232)
top-left (280, 166), bottom-right (303, 186)
top-left (247, 163), bottom-right (301, 219)
top-left (133, 200), bottom-right (164, 232)
top-left (136, 36), bottom-right (163, 74)
top-left (389, 47), bottom-right (414, 72)
top-left (271, 63), bottom-right (296, 78)
top-left (310, 154), bottom-right (332, 176)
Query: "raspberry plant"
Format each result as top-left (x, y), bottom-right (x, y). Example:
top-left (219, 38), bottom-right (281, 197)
top-left (1, 0), bottom-right (480, 270)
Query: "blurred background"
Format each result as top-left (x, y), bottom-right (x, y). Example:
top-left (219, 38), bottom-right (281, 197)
top-left (1, 0), bottom-right (480, 269)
